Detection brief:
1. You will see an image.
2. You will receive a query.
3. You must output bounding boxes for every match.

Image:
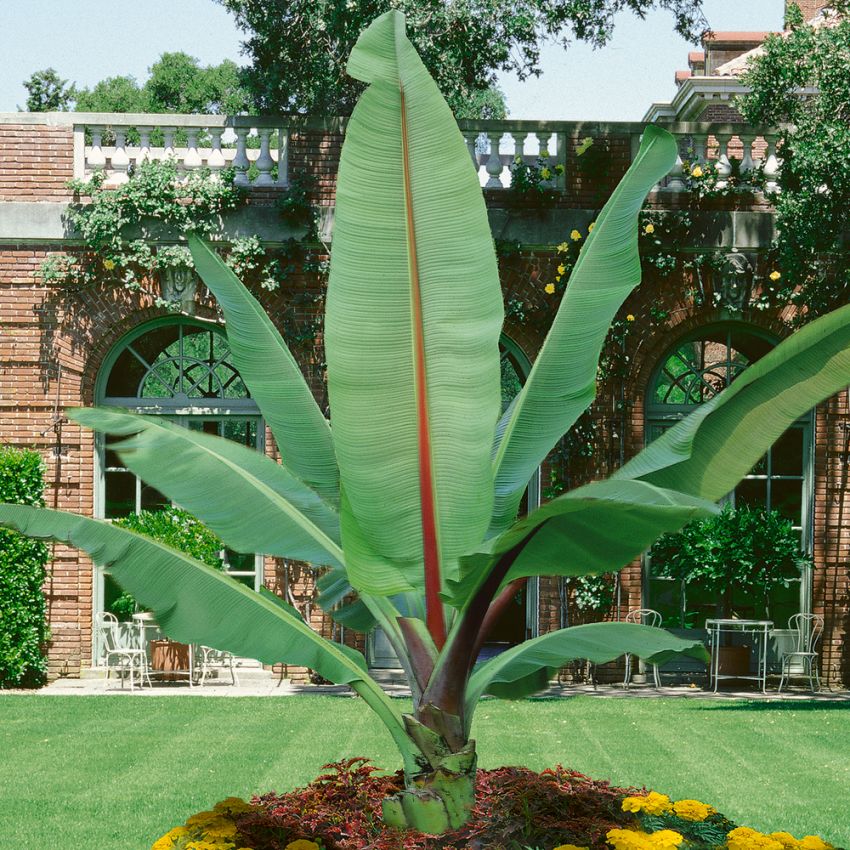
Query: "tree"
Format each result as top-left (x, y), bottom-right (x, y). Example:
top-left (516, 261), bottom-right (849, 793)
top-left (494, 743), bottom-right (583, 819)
top-left (21, 68), bottom-right (75, 112)
top-left (217, 0), bottom-right (709, 116)
top-left (738, 2), bottom-right (850, 322)
top-left (6, 11), bottom-right (850, 834)
top-left (66, 54), bottom-right (251, 115)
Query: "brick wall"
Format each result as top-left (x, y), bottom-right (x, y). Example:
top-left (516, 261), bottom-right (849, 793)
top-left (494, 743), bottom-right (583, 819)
top-left (0, 125), bottom-right (75, 201)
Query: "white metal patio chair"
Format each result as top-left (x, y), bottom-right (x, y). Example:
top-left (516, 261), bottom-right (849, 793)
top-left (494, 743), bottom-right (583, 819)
top-left (195, 644), bottom-right (240, 686)
top-left (778, 612), bottom-right (823, 694)
top-left (96, 611), bottom-right (151, 691)
top-left (623, 608), bottom-right (663, 689)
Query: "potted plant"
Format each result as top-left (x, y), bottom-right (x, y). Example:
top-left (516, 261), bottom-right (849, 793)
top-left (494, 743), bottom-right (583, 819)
top-left (649, 504), bottom-right (811, 674)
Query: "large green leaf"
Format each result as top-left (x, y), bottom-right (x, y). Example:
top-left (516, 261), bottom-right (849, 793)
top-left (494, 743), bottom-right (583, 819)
top-left (0, 503), bottom-right (418, 771)
top-left (466, 622), bottom-right (709, 714)
top-left (187, 234), bottom-right (339, 507)
top-left (325, 12), bottom-right (503, 592)
top-left (489, 125), bottom-right (678, 534)
top-left (616, 302), bottom-right (850, 500)
top-left (446, 479), bottom-right (718, 608)
top-left (70, 407), bottom-right (343, 567)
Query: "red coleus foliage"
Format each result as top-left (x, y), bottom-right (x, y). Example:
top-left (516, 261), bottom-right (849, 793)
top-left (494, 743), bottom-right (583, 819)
top-left (235, 758), bottom-right (637, 850)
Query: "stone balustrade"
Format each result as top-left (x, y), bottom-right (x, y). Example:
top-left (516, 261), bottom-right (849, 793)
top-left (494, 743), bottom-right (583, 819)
top-left (71, 114), bottom-right (291, 187)
top-left (0, 112), bottom-right (780, 197)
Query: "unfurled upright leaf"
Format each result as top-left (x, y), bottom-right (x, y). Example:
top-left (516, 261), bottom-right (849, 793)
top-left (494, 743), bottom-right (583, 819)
top-left (489, 126), bottom-right (677, 534)
top-left (325, 12), bottom-right (503, 634)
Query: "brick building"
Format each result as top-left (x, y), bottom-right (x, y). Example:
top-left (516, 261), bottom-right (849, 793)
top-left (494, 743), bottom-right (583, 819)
top-left (1, 2), bottom-right (847, 688)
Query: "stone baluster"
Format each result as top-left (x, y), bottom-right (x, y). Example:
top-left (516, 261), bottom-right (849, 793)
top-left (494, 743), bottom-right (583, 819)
top-left (183, 128), bottom-right (203, 173)
top-left (207, 128), bottom-right (226, 172)
top-left (739, 134), bottom-right (756, 186)
top-left (254, 127), bottom-right (275, 186)
top-left (162, 127), bottom-right (176, 160)
top-left (762, 134), bottom-right (781, 194)
top-left (136, 126), bottom-right (152, 168)
top-left (109, 129), bottom-right (130, 184)
top-left (663, 135), bottom-right (687, 192)
top-left (714, 133), bottom-right (733, 189)
top-left (555, 132), bottom-right (567, 190)
top-left (511, 131), bottom-right (527, 169)
top-left (232, 127), bottom-right (251, 186)
top-left (534, 132), bottom-right (552, 187)
top-left (463, 131), bottom-right (480, 174)
top-left (484, 132), bottom-right (504, 188)
top-left (276, 127), bottom-right (289, 186)
top-left (87, 126), bottom-right (106, 174)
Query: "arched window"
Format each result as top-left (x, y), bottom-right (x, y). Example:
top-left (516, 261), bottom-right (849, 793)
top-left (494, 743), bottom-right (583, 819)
top-left (93, 320), bottom-right (263, 654)
top-left (645, 324), bottom-right (812, 629)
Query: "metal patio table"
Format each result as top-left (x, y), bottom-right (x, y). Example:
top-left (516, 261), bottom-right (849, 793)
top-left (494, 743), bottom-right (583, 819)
top-left (706, 618), bottom-right (773, 693)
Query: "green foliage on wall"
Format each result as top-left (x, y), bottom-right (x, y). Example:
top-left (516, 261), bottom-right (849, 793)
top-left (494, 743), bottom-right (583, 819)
top-left (738, 5), bottom-right (850, 324)
top-left (0, 448), bottom-right (49, 688)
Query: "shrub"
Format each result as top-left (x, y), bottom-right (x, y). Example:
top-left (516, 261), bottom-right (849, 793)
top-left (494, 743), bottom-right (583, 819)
top-left (110, 507), bottom-right (226, 619)
top-left (0, 447), bottom-right (49, 687)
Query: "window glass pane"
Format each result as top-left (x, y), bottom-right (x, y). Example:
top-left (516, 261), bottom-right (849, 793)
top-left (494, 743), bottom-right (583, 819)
top-left (735, 479), bottom-right (767, 509)
top-left (105, 471), bottom-right (135, 518)
top-left (771, 479), bottom-right (803, 526)
top-left (772, 427), bottom-right (804, 475)
top-left (140, 482), bottom-right (169, 513)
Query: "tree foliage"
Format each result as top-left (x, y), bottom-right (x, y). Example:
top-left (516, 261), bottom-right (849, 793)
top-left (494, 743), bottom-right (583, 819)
top-left (218, 0), bottom-right (708, 116)
top-left (21, 68), bottom-right (75, 112)
top-left (27, 53), bottom-right (251, 115)
top-left (738, 3), bottom-right (850, 323)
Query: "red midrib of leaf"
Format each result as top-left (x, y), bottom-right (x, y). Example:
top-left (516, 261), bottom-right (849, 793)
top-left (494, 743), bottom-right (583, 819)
top-left (400, 87), bottom-right (446, 649)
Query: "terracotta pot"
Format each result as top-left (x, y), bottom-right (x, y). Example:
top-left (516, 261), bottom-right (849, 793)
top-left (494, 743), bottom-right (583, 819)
top-left (150, 639), bottom-right (191, 680)
top-left (716, 645), bottom-right (751, 677)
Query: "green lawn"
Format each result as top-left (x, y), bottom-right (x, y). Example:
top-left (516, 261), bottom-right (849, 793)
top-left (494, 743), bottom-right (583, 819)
top-left (1, 695), bottom-right (847, 849)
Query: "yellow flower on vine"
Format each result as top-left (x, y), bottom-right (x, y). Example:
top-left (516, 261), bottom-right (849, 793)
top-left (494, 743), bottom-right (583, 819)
top-left (626, 314), bottom-right (635, 322)
top-left (644, 223), bottom-right (655, 234)
top-left (540, 166), bottom-right (552, 180)
top-left (557, 241), bottom-right (569, 253)
top-left (544, 283), bottom-right (556, 294)
top-left (103, 259), bottom-right (116, 271)
top-left (769, 270), bottom-right (782, 281)
top-left (570, 229), bottom-right (582, 241)
top-left (691, 165), bottom-right (704, 178)
top-left (557, 264), bottom-right (566, 275)
top-left (514, 155), bottom-right (523, 164)
top-left (588, 221), bottom-right (596, 232)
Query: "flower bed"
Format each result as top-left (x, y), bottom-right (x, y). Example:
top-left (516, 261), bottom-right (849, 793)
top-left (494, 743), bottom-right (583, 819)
top-left (151, 760), bottom-right (842, 850)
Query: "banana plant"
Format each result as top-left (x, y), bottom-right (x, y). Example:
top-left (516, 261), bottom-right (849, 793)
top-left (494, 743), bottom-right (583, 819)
top-left (5, 10), bottom-right (850, 836)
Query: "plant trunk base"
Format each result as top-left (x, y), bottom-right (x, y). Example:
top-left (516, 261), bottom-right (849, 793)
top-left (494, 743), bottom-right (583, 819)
top-left (382, 742), bottom-right (477, 833)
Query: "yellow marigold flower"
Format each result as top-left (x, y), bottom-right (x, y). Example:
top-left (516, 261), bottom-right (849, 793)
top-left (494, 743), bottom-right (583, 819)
top-left (103, 259), bottom-right (116, 271)
top-left (588, 221), bottom-right (595, 232)
top-left (728, 826), bottom-right (784, 850)
top-left (556, 241), bottom-right (569, 253)
top-left (649, 830), bottom-right (684, 850)
top-left (623, 791), bottom-right (672, 816)
top-left (672, 799), bottom-right (715, 822)
top-left (285, 841), bottom-right (321, 850)
top-left (540, 166), bottom-right (552, 179)
top-left (203, 822), bottom-right (237, 839)
top-left (622, 796), bottom-right (644, 813)
top-left (798, 838), bottom-right (833, 850)
top-left (626, 314), bottom-right (636, 322)
top-left (570, 229), bottom-right (582, 241)
top-left (769, 833), bottom-right (800, 849)
top-left (557, 264), bottom-right (566, 275)
top-left (607, 828), bottom-right (653, 850)
top-left (691, 165), bottom-right (704, 178)
top-left (644, 223), bottom-right (655, 234)
top-left (214, 797), bottom-right (256, 815)
top-left (769, 270), bottom-right (782, 281)
top-left (544, 283), bottom-right (556, 294)
top-left (555, 845), bottom-right (589, 850)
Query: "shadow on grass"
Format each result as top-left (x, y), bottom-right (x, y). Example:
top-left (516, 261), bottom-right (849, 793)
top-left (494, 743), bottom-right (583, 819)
top-left (693, 699), bottom-right (850, 711)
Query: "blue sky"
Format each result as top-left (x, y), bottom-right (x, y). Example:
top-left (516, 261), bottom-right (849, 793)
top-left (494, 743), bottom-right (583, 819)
top-left (0, 0), bottom-right (784, 119)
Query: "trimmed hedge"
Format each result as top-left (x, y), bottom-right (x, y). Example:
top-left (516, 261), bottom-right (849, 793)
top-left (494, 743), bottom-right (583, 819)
top-left (0, 447), bottom-right (49, 688)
